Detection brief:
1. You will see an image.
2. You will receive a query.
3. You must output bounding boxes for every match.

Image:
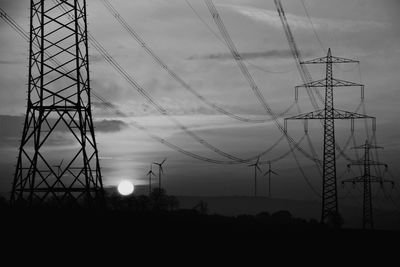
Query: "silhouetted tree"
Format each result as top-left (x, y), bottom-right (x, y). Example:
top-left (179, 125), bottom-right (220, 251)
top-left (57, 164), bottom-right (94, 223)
top-left (256, 212), bottom-right (271, 223)
top-left (150, 188), bottom-right (169, 211)
top-left (167, 195), bottom-right (180, 212)
top-left (0, 196), bottom-right (8, 210)
top-left (193, 200), bottom-right (208, 215)
top-left (271, 210), bottom-right (293, 225)
top-left (326, 211), bottom-right (344, 229)
top-left (136, 195), bottom-right (152, 211)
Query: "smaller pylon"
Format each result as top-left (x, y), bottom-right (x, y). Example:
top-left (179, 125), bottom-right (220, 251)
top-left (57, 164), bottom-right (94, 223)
top-left (263, 162), bottom-right (279, 198)
top-left (146, 165), bottom-right (155, 195)
top-left (248, 157), bottom-right (262, 196)
top-left (153, 158), bottom-right (167, 189)
top-left (342, 140), bottom-right (393, 229)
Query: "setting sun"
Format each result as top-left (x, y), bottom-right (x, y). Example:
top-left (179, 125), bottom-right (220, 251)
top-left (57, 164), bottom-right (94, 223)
top-left (117, 180), bottom-right (134, 196)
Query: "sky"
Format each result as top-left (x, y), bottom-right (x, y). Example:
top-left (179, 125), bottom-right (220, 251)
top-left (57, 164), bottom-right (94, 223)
top-left (0, 0), bottom-right (400, 211)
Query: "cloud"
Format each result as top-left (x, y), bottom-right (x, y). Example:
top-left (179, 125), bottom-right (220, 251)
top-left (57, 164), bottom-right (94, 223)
top-left (187, 49), bottom-right (314, 61)
top-left (222, 4), bottom-right (386, 32)
top-left (0, 60), bottom-right (24, 65)
top-left (94, 119), bottom-right (129, 133)
top-left (0, 115), bottom-right (129, 148)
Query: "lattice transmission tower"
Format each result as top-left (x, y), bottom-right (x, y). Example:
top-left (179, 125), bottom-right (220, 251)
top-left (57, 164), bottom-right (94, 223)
top-left (10, 0), bottom-right (104, 206)
top-left (285, 48), bottom-right (375, 223)
top-left (342, 140), bottom-right (393, 229)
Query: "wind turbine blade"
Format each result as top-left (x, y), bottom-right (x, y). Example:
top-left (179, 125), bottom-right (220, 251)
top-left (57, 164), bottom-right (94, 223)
top-left (256, 165), bottom-right (262, 172)
top-left (60, 159), bottom-right (64, 167)
top-left (271, 171), bottom-right (279, 176)
top-left (255, 157), bottom-right (260, 165)
top-left (161, 158), bottom-right (167, 165)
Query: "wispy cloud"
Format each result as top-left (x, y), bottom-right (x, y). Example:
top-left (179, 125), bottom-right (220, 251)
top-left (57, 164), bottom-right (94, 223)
top-left (0, 60), bottom-right (24, 65)
top-left (222, 4), bottom-right (386, 32)
top-left (95, 119), bottom-right (129, 133)
top-left (187, 49), bottom-right (314, 60)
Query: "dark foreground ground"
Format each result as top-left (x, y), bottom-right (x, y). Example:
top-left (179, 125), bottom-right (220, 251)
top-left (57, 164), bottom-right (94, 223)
top-left (1, 207), bottom-right (399, 246)
top-left (1, 192), bottom-right (399, 260)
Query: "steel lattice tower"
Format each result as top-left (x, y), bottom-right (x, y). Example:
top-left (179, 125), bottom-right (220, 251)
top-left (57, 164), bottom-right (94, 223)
top-left (285, 48), bottom-right (375, 223)
top-left (342, 140), bottom-right (393, 229)
top-left (10, 0), bottom-right (103, 206)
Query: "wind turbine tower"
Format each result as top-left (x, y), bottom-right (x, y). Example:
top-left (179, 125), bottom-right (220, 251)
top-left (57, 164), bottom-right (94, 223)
top-left (263, 162), bottom-right (279, 198)
top-left (147, 165), bottom-right (155, 195)
top-left (153, 158), bottom-right (167, 190)
top-left (249, 157), bottom-right (262, 197)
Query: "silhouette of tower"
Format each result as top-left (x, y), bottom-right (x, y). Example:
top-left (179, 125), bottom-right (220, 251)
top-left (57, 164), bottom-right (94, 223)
top-left (342, 140), bottom-right (393, 229)
top-left (153, 158), bottom-right (166, 189)
top-left (10, 0), bottom-right (103, 206)
top-left (263, 161), bottom-right (278, 198)
top-left (147, 164), bottom-right (155, 196)
top-left (285, 49), bottom-right (375, 223)
top-left (248, 157), bottom-right (262, 196)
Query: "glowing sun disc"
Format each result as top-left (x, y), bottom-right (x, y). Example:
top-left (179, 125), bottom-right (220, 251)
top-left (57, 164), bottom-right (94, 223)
top-left (117, 180), bottom-right (134, 196)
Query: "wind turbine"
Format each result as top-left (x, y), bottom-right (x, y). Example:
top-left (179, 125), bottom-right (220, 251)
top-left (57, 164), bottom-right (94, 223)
top-left (53, 159), bottom-right (64, 177)
top-left (248, 157), bottom-right (262, 196)
top-left (263, 161), bottom-right (279, 198)
top-left (146, 164), bottom-right (156, 195)
top-left (153, 158), bottom-right (167, 189)
top-left (52, 159), bottom-right (64, 188)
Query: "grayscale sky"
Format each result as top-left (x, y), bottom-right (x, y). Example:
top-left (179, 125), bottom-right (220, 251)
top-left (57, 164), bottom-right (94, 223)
top-left (0, 0), bottom-right (399, 202)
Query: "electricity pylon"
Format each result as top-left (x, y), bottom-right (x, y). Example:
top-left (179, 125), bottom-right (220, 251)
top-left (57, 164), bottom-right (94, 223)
top-left (147, 165), bottom-right (155, 195)
top-left (248, 157), bottom-right (262, 196)
top-left (263, 162), bottom-right (278, 198)
top-left (342, 140), bottom-right (393, 229)
top-left (284, 48), bottom-right (375, 223)
top-left (10, 0), bottom-right (103, 206)
top-left (153, 158), bottom-right (167, 189)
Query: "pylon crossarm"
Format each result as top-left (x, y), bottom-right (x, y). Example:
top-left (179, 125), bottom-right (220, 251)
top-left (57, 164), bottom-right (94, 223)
top-left (352, 143), bottom-right (383, 150)
top-left (301, 55), bottom-right (359, 65)
top-left (368, 176), bottom-right (393, 183)
top-left (333, 109), bottom-right (374, 120)
top-left (296, 78), bottom-right (363, 88)
top-left (331, 78), bottom-right (362, 87)
top-left (349, 161), bottom-right (387, 167)
top-left (342, 175), bottom-right (393, 184)
top-left (342, 176), bottom-right (364, 183)
top-left (285, 109), bottom-right (325, 120)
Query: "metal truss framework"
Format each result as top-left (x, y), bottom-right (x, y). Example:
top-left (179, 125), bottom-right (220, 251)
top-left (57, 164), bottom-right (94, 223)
top-left (11, 0), bottom-right (103, 206)
top-left (285, 49), bottom-right (375, 223)
top-left (342, 140), bottom-right (393, 229)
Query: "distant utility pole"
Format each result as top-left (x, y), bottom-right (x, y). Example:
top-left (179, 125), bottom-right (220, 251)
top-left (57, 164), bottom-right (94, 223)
top-left (342, 140), bottom-right (393, 229)
top-left (153, 158), bottom-right (166, 190)
top-left (248, 157), bottom-right (262, 196)
top-left (263, 162), bottom-right (278, 198)
top-left (285, 48), bottom-right (375, 223)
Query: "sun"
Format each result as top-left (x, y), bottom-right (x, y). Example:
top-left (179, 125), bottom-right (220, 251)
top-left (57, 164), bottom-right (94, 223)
top-left (117, 180), bottom-right (134, 196)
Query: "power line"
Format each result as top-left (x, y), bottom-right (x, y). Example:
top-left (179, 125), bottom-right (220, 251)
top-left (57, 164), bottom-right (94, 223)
top-left (204, 0), bottom-right (323, 164)
top-left (100, 0), bottom-right (296, 123)
top-left (0, 6), bottom-right (298, 166)
top-left (299, 0), bottom-right (326, 54)
top-left (1, 3), bottom-right (322, 198)
top-left (184, 0), bottom-right (295, 74)
top-left (53, 0), bottom-right (324, 165)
